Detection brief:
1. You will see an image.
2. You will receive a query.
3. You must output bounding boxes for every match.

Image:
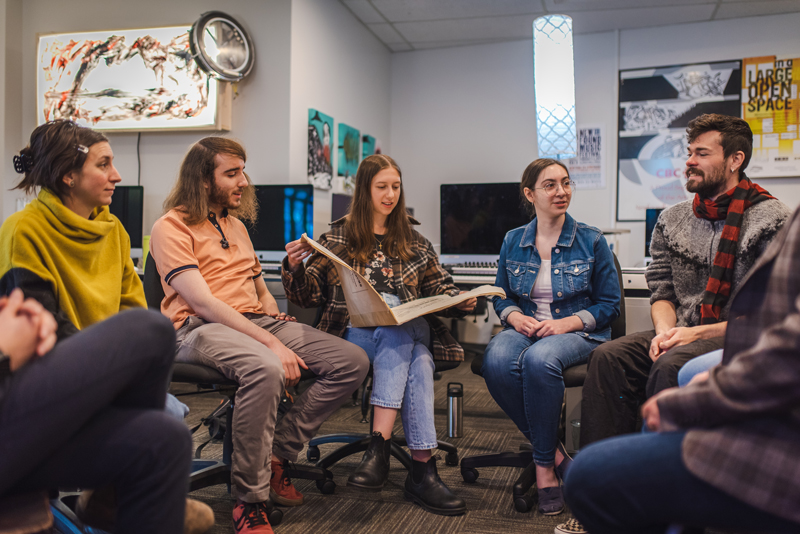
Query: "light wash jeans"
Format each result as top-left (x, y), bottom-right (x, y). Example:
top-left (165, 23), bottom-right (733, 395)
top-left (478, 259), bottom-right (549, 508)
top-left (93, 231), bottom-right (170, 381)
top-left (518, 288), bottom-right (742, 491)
top-left (343, 310), bottom-right (437, 450)
top-left (482, 327), bottom-right (601, 466)
top-left (677, 349), bottom-right (723, 387)
top-left (165, 393), bottom-right (189, 421)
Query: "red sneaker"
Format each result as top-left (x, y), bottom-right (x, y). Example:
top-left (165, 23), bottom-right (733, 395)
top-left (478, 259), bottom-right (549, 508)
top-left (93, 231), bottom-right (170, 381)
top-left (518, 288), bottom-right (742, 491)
top-left (232, 501), bottom-right (273, 534)
top-left (269, 459), bottom-right (304, 506)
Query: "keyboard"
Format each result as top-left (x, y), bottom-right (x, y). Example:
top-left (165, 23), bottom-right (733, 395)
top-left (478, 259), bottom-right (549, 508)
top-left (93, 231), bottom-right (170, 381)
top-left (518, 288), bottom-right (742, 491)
top-left (443, 262), bottom-right (498, 276)
top-left (260, 262), bottom-right (282, 275)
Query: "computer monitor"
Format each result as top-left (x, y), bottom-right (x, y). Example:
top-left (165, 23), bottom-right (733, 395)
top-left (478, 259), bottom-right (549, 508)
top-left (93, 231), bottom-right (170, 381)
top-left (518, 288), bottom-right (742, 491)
top-left (440, 183), bottom-right (530, 262)
top-left (246, 184), bottom-right (314, 262)
top-left (331, 193), bottom-right (351, 222)
top-left (644, 207), bottom-right (664, 259)
top-left (108, 185), bottom-right (144, 255)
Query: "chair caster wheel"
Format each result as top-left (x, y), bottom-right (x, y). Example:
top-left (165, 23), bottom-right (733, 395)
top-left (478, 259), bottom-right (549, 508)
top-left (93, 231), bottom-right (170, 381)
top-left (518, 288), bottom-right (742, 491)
top-left (445, 451), bottom-right (459, 466)
top-left (307, 445), bottom-right (320, 462)
top-left (514, 494), bottom-right (534, 513)
top-left (316, 478), bottom-right (336, 494)
top-left (461, 467), bottom-right (479, 483)
top-left (267, 506), bottom-right (283, 525)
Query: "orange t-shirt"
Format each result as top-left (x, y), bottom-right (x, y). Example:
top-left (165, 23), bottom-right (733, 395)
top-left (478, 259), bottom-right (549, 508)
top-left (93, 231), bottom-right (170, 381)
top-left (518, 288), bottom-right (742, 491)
top-left (150, 209), bottom-right (264, 328)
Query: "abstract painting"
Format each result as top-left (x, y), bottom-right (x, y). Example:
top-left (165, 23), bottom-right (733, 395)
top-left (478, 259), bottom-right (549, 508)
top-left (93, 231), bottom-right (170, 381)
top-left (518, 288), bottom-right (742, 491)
top-left (362, 134), bottom-right (381, 158)
top-left (37, 26), bottom-right (226, 131)
top-left (308, 109), bottom-right (334, 190)
top-left (338, 123), bottom-right (360, 192)
top-left (617, 60), bottom-right (741, 221)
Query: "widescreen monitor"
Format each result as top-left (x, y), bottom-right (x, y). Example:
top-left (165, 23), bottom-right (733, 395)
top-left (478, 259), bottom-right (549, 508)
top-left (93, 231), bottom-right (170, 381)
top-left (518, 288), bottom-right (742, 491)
top-left (108, 185), bottom-right (144, 253)
top-left (247, 184), bottom-right (314, 262)
top-left (440, 183), bottom-right (530, 260)
top-left (331, 193), bottom-right (351, 222)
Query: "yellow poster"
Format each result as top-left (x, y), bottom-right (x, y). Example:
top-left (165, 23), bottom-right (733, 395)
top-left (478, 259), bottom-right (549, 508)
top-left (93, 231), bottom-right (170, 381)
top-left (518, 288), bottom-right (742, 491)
top-left (742, 56), bottom-right (800, 177)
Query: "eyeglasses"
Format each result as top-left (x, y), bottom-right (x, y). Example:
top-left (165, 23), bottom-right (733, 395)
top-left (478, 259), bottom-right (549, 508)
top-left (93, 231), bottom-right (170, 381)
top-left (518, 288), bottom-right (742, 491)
top-left (535, 179), bottom-right (575, 197)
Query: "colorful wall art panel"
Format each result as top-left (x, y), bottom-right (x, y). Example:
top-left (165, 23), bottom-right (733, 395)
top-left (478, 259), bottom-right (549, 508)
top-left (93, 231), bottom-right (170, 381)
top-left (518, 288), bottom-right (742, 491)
top-left (37, 27), bottom-right (225, 131)
top-left (338, 123), bottom-right (360, 192)
top-left (617, 60), bottom-right (741, 221)
top-left (741, 56), bottom-right (800, 178)
top-left (362, 134), bottom-right (381, 158)
top-left (308, 109), bottom-right (334, 190)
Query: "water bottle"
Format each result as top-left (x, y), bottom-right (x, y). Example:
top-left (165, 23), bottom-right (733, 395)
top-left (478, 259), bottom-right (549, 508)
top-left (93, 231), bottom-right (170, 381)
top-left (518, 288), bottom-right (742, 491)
top-left (447, 382), bottom-right (464, 438)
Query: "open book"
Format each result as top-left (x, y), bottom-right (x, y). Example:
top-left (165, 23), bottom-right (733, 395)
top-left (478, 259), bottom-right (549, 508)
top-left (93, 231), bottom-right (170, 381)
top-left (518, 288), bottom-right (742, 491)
top-left (301, 234), bottom-right (506, 328)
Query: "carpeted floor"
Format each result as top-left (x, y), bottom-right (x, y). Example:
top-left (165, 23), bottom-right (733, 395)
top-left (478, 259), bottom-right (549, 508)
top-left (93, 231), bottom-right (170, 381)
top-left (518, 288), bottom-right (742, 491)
top-left (172, 351), bottom-right (571, 534)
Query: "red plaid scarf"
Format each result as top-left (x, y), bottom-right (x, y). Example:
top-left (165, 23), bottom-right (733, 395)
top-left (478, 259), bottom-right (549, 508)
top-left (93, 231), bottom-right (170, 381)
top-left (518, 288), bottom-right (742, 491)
top-left (692, 175), bottom-right (774, 324)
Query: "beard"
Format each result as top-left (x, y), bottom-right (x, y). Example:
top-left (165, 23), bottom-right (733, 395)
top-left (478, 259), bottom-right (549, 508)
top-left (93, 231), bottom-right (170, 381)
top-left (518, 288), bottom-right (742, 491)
top-left (685, 165), bottom-right (728, 198)
top-left (209, 181), bottom-right (242, 209)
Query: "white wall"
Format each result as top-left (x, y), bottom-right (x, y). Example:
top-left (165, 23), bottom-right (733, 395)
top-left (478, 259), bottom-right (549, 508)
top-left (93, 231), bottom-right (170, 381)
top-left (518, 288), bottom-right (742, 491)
top-left (289, 0), bottom-right (392, 238)
top-left (390, 12), bottom-right (800, 267)
top-left (5, 0), bottom-right (293, 234)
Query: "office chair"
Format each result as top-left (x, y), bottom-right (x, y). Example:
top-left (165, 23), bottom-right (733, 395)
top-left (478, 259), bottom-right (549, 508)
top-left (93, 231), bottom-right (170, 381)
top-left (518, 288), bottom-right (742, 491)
top-left (460, 253), bottom-right (626, 513)
top-left (143, 252), bottom-right (335, 526)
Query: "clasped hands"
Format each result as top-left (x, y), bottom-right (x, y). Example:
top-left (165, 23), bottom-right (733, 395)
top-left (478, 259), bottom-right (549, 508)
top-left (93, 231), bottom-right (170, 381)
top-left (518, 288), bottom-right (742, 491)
top-left (0, 289), bottom-right (58, 372)
top-left (648, 326), bottom-right (701, 361)
top-left (506, 311), bottom-right (575, 338)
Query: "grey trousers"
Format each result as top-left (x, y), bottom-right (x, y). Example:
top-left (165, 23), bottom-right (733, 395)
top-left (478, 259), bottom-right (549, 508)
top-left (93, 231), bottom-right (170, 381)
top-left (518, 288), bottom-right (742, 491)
top-left (176, 314), bottom-right (369, 503)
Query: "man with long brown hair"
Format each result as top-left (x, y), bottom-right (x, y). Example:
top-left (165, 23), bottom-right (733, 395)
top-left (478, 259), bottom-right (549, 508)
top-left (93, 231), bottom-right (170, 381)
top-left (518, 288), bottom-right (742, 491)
top-left (150, 137), bottom-right (369, 534)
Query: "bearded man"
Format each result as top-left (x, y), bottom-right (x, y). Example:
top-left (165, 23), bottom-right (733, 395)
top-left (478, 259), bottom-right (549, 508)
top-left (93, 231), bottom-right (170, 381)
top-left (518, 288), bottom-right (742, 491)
top-left (578, 114), bottom-right (790, 447)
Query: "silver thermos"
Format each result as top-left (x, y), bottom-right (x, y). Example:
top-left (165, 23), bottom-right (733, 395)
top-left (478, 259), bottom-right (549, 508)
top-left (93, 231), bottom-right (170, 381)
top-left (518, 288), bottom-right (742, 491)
top-left (447, 382), bottom-right (464, 438)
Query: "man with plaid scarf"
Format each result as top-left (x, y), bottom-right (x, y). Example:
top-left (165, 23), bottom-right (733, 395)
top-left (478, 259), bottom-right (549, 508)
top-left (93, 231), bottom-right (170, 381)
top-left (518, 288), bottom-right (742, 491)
top-left (579, 114), bottom-right (791, 448)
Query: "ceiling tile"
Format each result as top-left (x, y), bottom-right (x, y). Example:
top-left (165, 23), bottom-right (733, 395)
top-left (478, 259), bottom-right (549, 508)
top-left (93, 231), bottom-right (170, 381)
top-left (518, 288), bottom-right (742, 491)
top-left (411, 38), bottom-right (516, 50)
top-left (545, 0), bottom-right (712, 11)
top-left (395, 15), bottom-right (537, 43)
top-left (571, 4), bottom-right (717, 33)
top-left (367, 23), bottom-right (407, 44)
top-left (388, 42), bottom-right (414, 52)
top-left (715, 0), bottom-right (800, 18)
top-left (369, 0), bottom-right (544, 22)
top-left (341, 0), bottom-right (386, 24)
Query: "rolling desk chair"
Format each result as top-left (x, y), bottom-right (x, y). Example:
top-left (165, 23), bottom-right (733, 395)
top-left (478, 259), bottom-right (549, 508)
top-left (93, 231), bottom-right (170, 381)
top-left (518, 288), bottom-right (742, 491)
top-left (460, 253), bottom-right (626, 513)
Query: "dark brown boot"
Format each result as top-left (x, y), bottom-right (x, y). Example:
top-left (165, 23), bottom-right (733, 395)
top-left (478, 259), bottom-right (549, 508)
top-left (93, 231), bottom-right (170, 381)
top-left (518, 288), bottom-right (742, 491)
top-left (347, 431), bottom-right (391, 491)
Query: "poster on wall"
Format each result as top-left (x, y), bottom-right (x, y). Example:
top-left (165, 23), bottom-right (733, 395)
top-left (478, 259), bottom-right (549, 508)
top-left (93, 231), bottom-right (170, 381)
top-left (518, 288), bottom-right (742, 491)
top-left (362, 135), bottom-right (381, 158)
top-left (566, 124), bottom-right (605, 190)
top-left (37, 27), bottom-right (227, 131)
top-left (308, 109), bottom-right (334, 190)
top-left (338, 123), bottom-right (360, 193)
top-left (741, 56), bottom-right (800, 178)
top-left (617, 60), bottom-right (741, 221)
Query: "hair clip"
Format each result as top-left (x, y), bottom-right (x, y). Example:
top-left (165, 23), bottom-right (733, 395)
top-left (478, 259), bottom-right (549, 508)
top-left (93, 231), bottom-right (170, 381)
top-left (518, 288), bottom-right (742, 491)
top-left (13, 153), bottom-right (34, 174)
top-left (76, 144), bottom-right (89, 154)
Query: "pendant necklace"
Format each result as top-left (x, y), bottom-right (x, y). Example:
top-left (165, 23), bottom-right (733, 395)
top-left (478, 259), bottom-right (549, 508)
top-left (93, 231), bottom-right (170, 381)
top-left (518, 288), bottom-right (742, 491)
top-left (375, 234), bottom-right (386, 250)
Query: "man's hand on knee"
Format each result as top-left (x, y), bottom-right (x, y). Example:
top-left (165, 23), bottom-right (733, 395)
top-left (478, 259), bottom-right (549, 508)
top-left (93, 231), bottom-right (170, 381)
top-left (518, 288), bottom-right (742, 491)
top-left (651, 327), bottom-right (701, 359)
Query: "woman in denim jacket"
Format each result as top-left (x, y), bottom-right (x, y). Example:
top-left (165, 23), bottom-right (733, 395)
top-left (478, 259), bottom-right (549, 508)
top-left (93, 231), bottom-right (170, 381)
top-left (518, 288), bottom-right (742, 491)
top-left (483, 158), bottom-right (620, 516)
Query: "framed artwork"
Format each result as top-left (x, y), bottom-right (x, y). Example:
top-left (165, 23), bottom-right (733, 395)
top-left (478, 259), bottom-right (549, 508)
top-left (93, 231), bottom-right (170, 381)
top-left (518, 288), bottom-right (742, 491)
top-left (617, 60), bottom-right (741, 221)
top-left (308, 109), bottom-right (334, 190)
top-left (362, 134), bottom-right (380, 158)
top-left (338, 123), bottom-right (360, 192)
top-left (742, 56), bottom-right (800, 178)
top-left (37, 26), bottom-right (231, 132)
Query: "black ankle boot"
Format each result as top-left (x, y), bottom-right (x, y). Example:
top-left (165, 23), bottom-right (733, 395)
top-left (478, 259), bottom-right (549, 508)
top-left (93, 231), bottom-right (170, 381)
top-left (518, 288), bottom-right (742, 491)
top-left (403, 457), bottom-right (466, 516)
top-left (347, 431), bottom-right (392, 491)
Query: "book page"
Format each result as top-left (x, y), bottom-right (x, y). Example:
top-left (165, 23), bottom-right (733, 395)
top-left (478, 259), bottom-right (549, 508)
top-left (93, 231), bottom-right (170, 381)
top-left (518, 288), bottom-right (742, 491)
top-left (391, 285), bottom-right (506, 324)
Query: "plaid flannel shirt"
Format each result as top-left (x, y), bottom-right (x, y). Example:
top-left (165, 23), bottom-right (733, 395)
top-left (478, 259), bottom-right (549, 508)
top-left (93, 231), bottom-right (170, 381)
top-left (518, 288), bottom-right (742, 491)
top-left (281, 217), bottom-right (466, 362)
top-left (658, 205), bottom-right (800, 525)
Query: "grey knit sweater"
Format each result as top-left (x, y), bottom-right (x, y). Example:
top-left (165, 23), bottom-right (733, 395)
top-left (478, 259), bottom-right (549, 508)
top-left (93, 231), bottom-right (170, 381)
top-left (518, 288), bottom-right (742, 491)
top-left (645, 197), bottom-right (791, 327)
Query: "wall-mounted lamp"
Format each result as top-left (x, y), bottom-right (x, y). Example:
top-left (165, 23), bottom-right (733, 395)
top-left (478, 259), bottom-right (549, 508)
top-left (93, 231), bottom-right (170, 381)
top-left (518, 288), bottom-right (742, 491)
top-left (533, 14), bottom-right (577, 160)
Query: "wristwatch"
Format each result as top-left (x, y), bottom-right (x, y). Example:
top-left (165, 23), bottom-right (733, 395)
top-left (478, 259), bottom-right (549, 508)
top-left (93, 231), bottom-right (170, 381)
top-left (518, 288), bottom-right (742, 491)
top-left (0, 351), bottom-right (11, 379)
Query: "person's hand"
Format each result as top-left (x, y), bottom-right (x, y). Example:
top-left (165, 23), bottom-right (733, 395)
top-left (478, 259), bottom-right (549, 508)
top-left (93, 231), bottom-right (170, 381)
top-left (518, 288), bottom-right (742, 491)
top-left (656, 327), bottom-right (701, 353)
top-left (268, 340), bottom-right (309, 387)
top-left (648, 332), bottom-right (670, 361)
top-left (19, 297), bottom-right (57, 356)
top-left (641, 388), bottom-right (679, 432)
top-left (269, 312), bottom-right (297, 322)
top-left (284, 239), bottom-right (314, 271)
top-left (456, 292), bottom-right (477, 312)
top-left (687, 370), bottom-right (710, 386)
top-left (531, 317), bottom-right (578, 338)
top-left (507, 311), bottom-right (540, 337)
top-left (0, 289), bottom-right (47, 371)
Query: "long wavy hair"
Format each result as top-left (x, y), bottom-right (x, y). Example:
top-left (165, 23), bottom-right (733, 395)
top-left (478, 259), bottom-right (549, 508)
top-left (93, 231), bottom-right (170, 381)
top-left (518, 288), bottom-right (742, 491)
top-left (163, 137), bottom-right (258, 225)
top-left (345, 154), bottom-right (413, 263)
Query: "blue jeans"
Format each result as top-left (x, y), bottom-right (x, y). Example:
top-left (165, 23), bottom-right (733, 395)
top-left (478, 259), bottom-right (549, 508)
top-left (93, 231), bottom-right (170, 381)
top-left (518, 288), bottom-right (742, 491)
top-left (165, 393), bottom-right (189, 421)
top-left (482, 327), bottom-right (600, 466)
top-left (678, 349), bottom-right (723, 387)
top-left (564, 432), bottom-right (800, 533)
top-left (343, 317), bottom-right (437, 450)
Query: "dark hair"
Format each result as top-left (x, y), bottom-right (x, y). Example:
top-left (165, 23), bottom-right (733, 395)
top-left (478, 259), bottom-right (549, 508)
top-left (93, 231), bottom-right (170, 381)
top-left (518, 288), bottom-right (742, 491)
top-left (163, 137), bottom-right (257, 226)
top-left (686, 114), bottom-right (753, 176)
top-left (519, 158), bottom-right (570, 218)
top-left (345, 154), bottom-right (413, 263)
top-left (14, 120), bottom-right (108, 198)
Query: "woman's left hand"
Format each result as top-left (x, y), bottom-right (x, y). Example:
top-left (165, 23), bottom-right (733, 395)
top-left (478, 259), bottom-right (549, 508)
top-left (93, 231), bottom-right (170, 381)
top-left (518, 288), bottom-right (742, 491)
top-left (531, 316), bottom-right (583, 337)
top-left (456, 292), bottom-right (477, 312)
top-left (269, 312), bottom-right (297, 322)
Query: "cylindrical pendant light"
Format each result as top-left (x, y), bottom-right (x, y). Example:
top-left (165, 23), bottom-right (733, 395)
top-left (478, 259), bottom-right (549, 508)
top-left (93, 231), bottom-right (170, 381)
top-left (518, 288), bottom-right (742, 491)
top-left (533, 14), bottom-right (577, 160)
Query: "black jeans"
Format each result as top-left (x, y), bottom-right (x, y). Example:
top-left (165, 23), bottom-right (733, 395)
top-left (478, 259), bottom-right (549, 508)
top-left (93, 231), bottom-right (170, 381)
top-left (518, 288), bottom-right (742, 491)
top-left (579, 330), bottom-right (724, 448)
top-left (565, 431), bottom-right (800, 533)
top-left (0, 309), bottom-right (191, 534)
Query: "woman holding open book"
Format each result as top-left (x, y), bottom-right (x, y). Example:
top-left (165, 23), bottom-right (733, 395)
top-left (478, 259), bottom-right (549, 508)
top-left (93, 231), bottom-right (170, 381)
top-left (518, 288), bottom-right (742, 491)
top-left (282, 154), bottom-right (475, 516)
top-left (483, 158), bottom-right (620, 517)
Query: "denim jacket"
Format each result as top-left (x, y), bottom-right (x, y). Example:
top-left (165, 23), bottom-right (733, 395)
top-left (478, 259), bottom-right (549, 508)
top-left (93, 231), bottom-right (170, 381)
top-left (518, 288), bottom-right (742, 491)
top-left (491, 213), bottom-right (620, 342)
